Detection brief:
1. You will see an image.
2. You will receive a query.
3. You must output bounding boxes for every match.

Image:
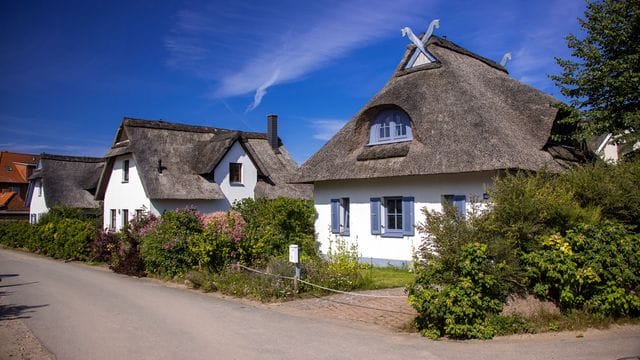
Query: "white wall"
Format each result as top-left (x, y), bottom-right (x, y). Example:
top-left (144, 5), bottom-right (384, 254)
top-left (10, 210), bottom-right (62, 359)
top-left (150, 199), bottom-right (229, 215)
top-left (103, 155), bottom-right (151, 231)
top-left (103, 142), bottom-right (260, 230)
top-left (213, 141), bottom-right (258, 207)
top-left (314, 172), bottom-right (496, 263)
top-left (29, 179), bottom-right (48, 223)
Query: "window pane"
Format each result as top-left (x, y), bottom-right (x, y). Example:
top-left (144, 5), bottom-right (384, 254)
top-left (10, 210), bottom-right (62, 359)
top-left (387, 214), bottom-right (396, 229)
top-left (386, 198), bottom-right (403, 230)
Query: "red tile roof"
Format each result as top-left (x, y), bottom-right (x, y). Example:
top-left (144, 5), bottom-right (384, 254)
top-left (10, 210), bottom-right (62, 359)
top-left (0, 191), bottom-right (16, 207)
top-left (0, 151), bottom-right (39, 184)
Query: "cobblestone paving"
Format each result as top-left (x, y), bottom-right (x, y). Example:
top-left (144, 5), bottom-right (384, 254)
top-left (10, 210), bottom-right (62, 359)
top-left (270, 288), bottom-right (417, 331)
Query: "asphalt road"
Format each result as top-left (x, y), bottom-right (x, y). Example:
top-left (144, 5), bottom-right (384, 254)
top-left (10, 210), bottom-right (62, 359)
top-left (1, 249), bottom-right (639, 360)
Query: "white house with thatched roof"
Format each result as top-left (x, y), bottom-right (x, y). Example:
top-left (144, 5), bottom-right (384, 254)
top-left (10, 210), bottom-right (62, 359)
top-left (295, 31), bottom-right (584, 264)
top-left (96, 116), bottom-right (311, 231)
top-left (27, 154), bottom-right (104, 223)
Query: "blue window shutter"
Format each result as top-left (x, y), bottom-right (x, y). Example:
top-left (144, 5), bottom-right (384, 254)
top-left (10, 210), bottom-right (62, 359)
top-left (343, 198), bottom-right (350, 236)
top-left (330, 199), bottom-right (340, 234)
top-left (402, 196), bottom-right (415, 236)
top-left (453, 195), bottom-right (466, 217)
top-left (370, 197), bottom-right (381, 235)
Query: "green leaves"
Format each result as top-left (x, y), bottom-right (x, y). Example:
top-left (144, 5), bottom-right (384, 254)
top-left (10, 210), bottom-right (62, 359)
top-left (551, 0), bottom-right (639, 144)
top-left (524, 222), bottom-right (640, 316)
top-left (408, 242), bottom-right (505, 339)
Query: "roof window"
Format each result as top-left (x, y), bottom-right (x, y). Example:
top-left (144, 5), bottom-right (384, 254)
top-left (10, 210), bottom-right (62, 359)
top-left (369, 109), bottom-right (413, 145)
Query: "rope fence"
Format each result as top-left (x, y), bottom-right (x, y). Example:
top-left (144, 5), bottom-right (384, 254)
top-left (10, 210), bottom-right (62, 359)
top-left (235, 263), bottom-right (407, 299)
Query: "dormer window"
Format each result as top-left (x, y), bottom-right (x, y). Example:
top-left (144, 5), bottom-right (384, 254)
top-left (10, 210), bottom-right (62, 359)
top-left (369, 109), bottom-right (413, 145)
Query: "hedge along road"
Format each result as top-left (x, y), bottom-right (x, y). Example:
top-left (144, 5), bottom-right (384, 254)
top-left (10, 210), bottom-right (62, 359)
top-left (1, 249), bottom-right (639, 360)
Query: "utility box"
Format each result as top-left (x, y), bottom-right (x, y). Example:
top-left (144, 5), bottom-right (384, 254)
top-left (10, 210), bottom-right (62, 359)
top-left (289, 244), bottom-right (299, 263)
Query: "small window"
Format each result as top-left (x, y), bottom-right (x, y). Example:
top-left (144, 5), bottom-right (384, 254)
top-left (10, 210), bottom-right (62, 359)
top-left (443, 194), bottom-right (466, 217)
top-left (30, 214), bottom-right (37, 224)
top-left (38, 181), bottom-right (42, 197)
top-left (6, 165), bottom-right (12, 171)
top-left (385, 197), bottom-right (403, 233)
top-left (229, 163), bottom-right (242, 184)
top-left (122, 160), bottom-right (130, 183)
top-left (110, 209), bottom-right (116, 231)
top-left (370, 196), bottom-right (414, 237)
top-left (136, 209), bottom-right (144, 221)
top-left (330, 198), bottom-right (350, 236)
top-left (369, 109), bottom-right (413, 145)
top-left (122, 209), bottom-right (129, 229)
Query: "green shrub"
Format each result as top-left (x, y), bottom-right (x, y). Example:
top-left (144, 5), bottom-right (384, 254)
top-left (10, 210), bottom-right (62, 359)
top-left (523, 221), bottom-right (640, 317)
top-left (489, 314), bottom-right (536, 336)
top-left (33, 218), bottom-right (96, 260)
top-left (232, 197), bottom-right (318, 262)
top-left (487, 171), bottom-right (600, 252)
top-left (313, 236), bottom-right (368, 291)
top-left (409, 242), bottom-right (504, 339)
top-left (139, 207), bottom-right (201, 277)
top-left (212, 263), bottom-right (296, 302)
top-left (0, 221), bottom-right (33, 248)
top-left (562, 160), bottom-right (640, 229)
top-left (37, 206), bottom-right (86, 224)
top-left (188, 211), bottom-right (246, 271)
top-left (108, 215), bottom-right (153, 276)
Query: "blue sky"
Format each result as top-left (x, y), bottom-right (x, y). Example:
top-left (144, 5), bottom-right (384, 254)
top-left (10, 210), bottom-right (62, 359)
top-left (0, 0), bottom-right (586, 164)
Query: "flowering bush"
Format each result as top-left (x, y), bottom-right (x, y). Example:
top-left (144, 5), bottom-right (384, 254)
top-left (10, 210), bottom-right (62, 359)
top-left (139, 207), bottom-right (201, 277)
top-left (189, 211), bottom-right (247, 271)
top-left (524, 221), bottom-right (640, 317)
top-left (108, 214), bottom-right (155, 276)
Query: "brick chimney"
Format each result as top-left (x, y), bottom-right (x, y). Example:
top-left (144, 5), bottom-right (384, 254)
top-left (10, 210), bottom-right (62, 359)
top-left (267, 114), bottom-right (279, 150)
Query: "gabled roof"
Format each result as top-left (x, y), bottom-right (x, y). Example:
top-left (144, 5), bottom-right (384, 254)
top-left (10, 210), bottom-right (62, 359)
top-left (296, 35), bottom-right (584, 183)
top-left (30, 154), bottom-right (104, 209)
top-left (0, 192), bottom-right (16, 207)
top-left (0, 151), bottom-right (39, 184)
top-left (96, 118), bottom-right (311, 201)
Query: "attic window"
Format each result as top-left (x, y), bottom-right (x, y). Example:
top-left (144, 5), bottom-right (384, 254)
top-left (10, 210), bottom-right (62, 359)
top-left (6, 166), bottom-right (12, 171)
top-left (369, 109), bottom-right (413, 145)
top-left (229, 163), bottom-right (242, 185)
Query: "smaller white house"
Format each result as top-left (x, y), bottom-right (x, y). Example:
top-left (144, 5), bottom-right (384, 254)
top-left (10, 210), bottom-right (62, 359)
top-left (95, 116), bottom-right (311, 231)
top-left (27, 154), bottom-right (104, 223)
top-left (591, 133), bottom-right (640, 163)
top-left (295, 30), bottom-right (585, 265)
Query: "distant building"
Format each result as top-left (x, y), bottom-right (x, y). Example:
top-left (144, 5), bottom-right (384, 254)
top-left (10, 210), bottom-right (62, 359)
top-left (27, 154), bottom-right (104, 224)
top-left (95, 116), bottom-right (312, 231)
top-left (0, 151), bottom-right (39, 220)
top-left (590, 133), bottom-right (640, 163)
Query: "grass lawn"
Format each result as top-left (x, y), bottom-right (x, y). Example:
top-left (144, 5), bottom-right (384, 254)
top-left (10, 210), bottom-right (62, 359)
top-left (360, 266), bottom-right (415, 290)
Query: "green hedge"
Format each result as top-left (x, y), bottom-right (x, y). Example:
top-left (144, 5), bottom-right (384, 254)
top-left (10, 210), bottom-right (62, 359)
top-left (408, 160), bottom-right (640, 339)
top-left (232, 197), bottom-right (318, 262)
top-left (0, 216), bottom-right (97, 261)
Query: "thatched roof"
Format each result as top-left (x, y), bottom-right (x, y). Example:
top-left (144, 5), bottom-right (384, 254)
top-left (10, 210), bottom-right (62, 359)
top-left (96, 118), bottom-right (311, 201)
top-left (296, 36), bottom-right (585, 183)
top-left (30, 154), bottom-right (104, 209)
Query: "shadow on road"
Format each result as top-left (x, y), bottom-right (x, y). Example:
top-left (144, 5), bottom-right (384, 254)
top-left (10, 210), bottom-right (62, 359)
top-left (0, 273), bottom-right (20, 279)
top-left (0, 303), bottom-right (49, 321)
top-left (0, 281), bottom-right (40, 288)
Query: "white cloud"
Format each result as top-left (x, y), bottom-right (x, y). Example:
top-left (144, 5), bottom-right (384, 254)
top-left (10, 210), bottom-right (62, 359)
top-left (506, 0), bottom-right (585, 92)
top-left (245, 68), bottom-right (280, 113)
top-left (309, 119), bottom-right (347, 141)
top-left (165, 0), bottom-right (433, 110)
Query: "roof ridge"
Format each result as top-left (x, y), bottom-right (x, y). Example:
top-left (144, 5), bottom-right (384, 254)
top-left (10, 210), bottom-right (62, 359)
top-left (427, 35), bottom-right (507, 73)
top-left (123, 117), bottom-right (232, 134)
top-left (41, 153), bottom-right (104, 163)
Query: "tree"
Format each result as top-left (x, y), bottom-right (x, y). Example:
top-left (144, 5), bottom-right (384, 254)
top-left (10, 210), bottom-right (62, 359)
top-left (551, 0), bottom-right (639, 145)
